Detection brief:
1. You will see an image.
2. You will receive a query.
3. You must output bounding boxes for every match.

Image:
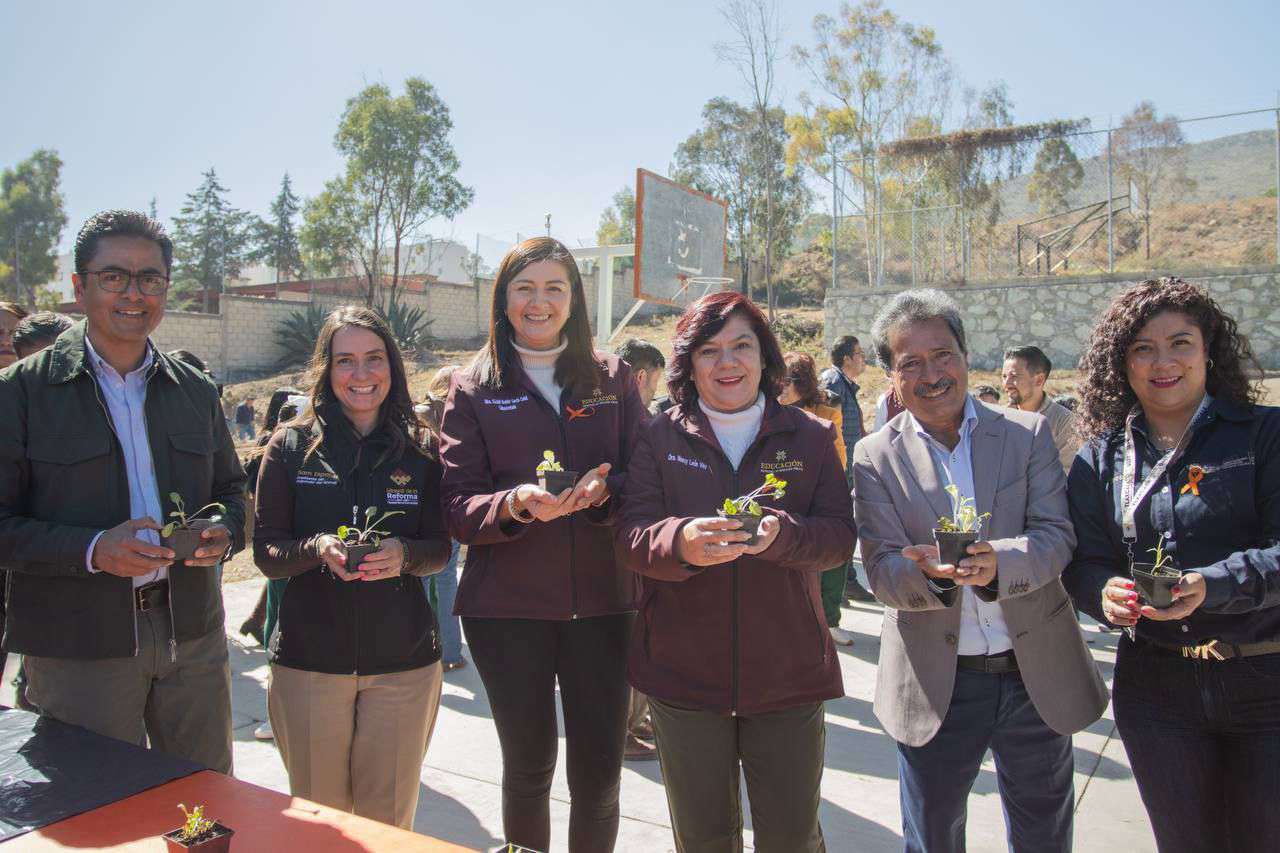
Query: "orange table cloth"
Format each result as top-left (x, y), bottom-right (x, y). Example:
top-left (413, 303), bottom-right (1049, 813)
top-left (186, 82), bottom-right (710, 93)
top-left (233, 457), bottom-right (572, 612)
top-left (2, 770), bottom-right (475, 852)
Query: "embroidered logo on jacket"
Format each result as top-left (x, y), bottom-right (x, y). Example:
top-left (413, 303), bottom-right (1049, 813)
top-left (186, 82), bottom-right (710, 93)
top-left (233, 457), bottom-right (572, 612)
top-left (760, 450), bottom-right (804, 475)
top-left (386, 486), bottom-right (419, 506)
top-left (390, 468), bottom-right (412, 487)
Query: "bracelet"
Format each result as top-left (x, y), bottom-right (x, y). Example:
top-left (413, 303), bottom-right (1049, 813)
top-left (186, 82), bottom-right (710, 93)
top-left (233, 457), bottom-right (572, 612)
top-left (506, 488), bottom-right (534, 523)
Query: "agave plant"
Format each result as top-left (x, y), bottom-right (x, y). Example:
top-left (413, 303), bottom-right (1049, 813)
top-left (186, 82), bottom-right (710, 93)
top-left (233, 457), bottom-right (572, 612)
top-left (274, 303), bottom-right (328, 368)
top-left (378, 289), bottom-right (434, 354)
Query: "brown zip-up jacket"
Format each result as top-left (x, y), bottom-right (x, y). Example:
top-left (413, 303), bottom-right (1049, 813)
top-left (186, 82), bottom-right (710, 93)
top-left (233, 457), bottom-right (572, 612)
top-left (616, 397), bottom-right (854, 715)
top-left (438, 353), bottom-right (645, 620)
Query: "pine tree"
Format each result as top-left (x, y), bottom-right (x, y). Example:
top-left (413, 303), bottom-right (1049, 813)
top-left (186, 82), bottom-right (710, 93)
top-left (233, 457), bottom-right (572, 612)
top-left (170, 168), bottom-right (256, 311)
top-left (251, 174), bottom-right (305, 282)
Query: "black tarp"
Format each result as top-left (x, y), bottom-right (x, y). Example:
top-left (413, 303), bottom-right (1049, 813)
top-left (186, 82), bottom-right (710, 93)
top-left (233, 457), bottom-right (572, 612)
top-left (0, 707), bottom-right (202, 841)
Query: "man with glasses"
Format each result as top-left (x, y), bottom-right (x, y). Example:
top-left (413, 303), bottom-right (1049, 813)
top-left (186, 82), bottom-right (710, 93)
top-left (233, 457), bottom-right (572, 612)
top-left (0, 210), bottom-right (247, 773)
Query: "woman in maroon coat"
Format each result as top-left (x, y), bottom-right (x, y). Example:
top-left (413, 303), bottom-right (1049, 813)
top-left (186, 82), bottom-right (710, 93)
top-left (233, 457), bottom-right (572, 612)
top-left (438, 237), bottom-right (645, 853)
top-left (616, 291), bottom-right (855, 853)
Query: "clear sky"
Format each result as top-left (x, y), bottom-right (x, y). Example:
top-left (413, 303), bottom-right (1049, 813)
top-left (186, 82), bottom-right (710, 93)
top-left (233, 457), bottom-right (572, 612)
top-left (2, 0), bottom-right (1277, 260)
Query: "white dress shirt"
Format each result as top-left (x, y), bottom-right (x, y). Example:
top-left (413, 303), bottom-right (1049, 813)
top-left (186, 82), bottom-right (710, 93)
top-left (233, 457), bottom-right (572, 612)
top-left (908, 394), bottom-right (1012, 656)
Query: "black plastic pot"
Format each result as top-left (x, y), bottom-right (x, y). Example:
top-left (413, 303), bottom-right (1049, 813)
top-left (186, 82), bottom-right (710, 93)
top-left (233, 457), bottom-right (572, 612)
top-left (1132, 561), bottom-right (1181, 609)
top-left (718, 510), bottom-right (763, 546)
top-left (538, 470), bottom-right (579, 495)
top-left (343, 541), bottom-right (379, 572)
top-left (933, 529), bottom-right (979, 568)
top-left (163, 822), bottom-right (234, 852)
top-left (162, 518), bottom-right (214, 563)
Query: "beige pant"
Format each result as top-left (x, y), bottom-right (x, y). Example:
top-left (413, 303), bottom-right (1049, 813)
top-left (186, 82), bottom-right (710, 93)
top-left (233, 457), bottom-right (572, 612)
top-left (268, 661), bottom-right (443, 829)
top-left (24, 607), bottom-right (233, 774)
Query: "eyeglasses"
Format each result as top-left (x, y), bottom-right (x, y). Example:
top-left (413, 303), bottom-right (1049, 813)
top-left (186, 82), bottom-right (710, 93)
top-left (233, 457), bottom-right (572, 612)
top-left (87, 269), bottom-right (170, 296)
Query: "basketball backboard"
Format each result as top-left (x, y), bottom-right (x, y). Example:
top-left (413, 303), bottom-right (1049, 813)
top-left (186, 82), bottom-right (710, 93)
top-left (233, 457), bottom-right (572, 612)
top-left (633, 169), bottom-right (728, 305)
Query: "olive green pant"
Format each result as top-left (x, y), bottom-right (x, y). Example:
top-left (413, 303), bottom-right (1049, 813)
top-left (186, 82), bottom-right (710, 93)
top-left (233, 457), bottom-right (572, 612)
top-left (820, 565), bottom-right (847, 627)
top-left (649, 698), bottom-right (827, 853)
top-left (24, 606), bottom-right (233, 774)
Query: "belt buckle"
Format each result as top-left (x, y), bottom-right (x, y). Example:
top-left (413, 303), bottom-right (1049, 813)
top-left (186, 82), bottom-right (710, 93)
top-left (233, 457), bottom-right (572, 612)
top-left (1181, 639), bottom-right (1226, 661)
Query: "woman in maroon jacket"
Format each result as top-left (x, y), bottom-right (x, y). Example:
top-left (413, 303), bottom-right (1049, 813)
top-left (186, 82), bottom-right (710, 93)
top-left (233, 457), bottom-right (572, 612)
top-left (616, 291), bottom-right (855, 853)
top-left (438, 237), bottom-right (645, 853)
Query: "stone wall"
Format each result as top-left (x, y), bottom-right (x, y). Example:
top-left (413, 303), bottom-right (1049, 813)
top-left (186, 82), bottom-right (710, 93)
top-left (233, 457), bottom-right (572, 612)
top-left (824, 265), bottom-right (1280, 370)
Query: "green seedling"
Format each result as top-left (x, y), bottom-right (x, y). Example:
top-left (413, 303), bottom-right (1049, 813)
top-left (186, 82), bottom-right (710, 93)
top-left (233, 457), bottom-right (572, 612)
top-left (720, 473), bottom-right (788, 517)
top-left (534, 449), bottom-right (564, 474)
top-left (935, 484), bottom-right (990, 535)
top-left (175, 803), bottom-right (216, 842)
top-left (336, 504), bottom-right (405, 547)
top-left (160, 492), bottom-right (226, 538)
top-left (1148, 533), bottom-right (1175, 571)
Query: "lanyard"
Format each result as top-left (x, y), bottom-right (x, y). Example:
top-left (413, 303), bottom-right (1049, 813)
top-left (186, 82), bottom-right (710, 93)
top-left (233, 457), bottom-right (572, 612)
top-left (1119, 408), bottom-right (1200, 543)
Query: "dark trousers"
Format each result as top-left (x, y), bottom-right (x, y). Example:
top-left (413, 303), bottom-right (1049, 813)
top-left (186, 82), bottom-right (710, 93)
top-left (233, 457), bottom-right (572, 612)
top-left (820, 566), bottom-right (846, 626)
top-left (896, 668), bottom-right (1074, 853)
top-left (463, 614), bottom-right (632, 853)
top-left (649, 698), bottom-right (827, 853)
top-left (1114, 638), bottom-right (1280, 853)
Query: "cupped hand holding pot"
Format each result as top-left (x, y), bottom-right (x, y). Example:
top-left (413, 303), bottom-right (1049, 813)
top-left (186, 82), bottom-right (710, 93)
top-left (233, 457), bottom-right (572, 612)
top-left (315, 533), bottom-right (362, 582)
top-left (566, 463), bottom-right (612, 512)
top-left (678, 517), bottom-right (753, 566)
top-left (741, 514), bottom-right (781, 555)
top-left (953, 541), bottom-right (996, 586)
top-left (91, 516), bottom-right (175, 577)
top-left (357, 537), bottom-right (406, 581)
top-left (1139, 572), bottom-right (1206, 621)
top-left (185, 523), bottom-right (233, 567)
top-left (902, 544), bottom-right (953, 581)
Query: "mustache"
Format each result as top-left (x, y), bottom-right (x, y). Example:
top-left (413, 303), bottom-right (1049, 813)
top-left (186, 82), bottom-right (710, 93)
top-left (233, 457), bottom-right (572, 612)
top-left (912, 377), bottom-right (955, 398)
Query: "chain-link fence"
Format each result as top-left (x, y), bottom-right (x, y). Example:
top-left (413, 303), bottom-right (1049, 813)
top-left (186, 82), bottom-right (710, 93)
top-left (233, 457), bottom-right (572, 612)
top-left (830, 107), bottom-right (1280, 288)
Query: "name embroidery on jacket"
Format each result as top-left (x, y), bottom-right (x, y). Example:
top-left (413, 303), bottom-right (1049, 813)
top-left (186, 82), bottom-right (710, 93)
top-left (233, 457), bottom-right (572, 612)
top-left (667, 453), bottom-right (710, 472)
top-left (482, 394), bottom-right (530, 412)
top-left (386, 468), bottom-right (419, 506)
top-left (296, 470), bottom-right (339, 487)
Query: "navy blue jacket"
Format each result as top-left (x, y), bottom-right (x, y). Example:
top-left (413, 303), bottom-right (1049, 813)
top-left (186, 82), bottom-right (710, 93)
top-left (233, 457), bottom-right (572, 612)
top-left (1063, 397), bottom-right (1280, 646)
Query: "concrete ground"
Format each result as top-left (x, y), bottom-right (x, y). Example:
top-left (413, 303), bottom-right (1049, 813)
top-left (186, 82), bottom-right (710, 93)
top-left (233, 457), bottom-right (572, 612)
top-left (3, 577), bottom-right (1156, 852)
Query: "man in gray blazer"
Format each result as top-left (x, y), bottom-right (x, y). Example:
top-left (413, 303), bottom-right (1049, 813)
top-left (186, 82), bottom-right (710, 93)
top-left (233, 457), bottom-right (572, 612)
top-left (851, 289), bottom-right (1107, 853)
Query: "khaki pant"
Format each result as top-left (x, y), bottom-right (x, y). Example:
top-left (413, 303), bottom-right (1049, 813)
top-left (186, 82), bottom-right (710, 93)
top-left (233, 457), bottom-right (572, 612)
top-left (627, 687), bottom-right (650, 735)
top-left (650, 698), bottom-right (827, 853)
top-left (268, 661), bottom-right (443, 829)
top-left (24, 606), bottom-right (233, 774)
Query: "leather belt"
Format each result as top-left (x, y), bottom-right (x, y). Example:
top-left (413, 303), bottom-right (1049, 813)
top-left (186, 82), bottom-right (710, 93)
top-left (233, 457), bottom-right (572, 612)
top-left (134, 580), bottom-right (170, 612)
top-left (1140, 637), bottom-right (1280, 662)
top-left (956, 650), bottom-right (1019, 674)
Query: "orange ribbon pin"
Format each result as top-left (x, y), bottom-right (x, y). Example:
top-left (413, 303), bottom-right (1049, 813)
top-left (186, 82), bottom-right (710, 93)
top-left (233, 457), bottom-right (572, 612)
top-left (1181, 465), bottom-right (1204, 496)
top-left (566, 404), bottom-right (595, 421)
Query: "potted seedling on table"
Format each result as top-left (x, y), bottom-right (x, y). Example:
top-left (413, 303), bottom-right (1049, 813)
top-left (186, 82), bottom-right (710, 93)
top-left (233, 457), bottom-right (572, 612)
top-left (716, 473), bottom-right (787, 546)
top-left (1131, 533), bottom-right (1181, 609)
top-left (336, 505), bottom-right (405, 572)
top-left (160, 493), bottom-right (226, 563)
top-left (535, 450), bottom-right (578, 495)
top-left (162, 803), bottom-right (233, 852)
top-left (933, 485), bottom-right (991, 570)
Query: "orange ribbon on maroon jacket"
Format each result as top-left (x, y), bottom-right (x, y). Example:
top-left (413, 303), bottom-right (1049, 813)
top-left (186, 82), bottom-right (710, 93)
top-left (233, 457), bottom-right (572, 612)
top-left (566, 404), bottom-right (595, 421)
top-left (1181, 464), bottom-right (1204, 496)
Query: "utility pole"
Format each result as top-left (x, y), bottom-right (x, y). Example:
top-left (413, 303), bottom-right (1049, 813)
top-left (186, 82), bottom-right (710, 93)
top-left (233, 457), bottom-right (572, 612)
top-left (545, 214), bottom-right (552, 237)
top-left (13, 223), bottom-right (26, 309)
top-left (831, 146), bottom-right (838, 295)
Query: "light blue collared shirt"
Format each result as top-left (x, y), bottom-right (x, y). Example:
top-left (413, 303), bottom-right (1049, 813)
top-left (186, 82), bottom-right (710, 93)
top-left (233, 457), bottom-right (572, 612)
top-left (83, 336), bottom-right (167, 587)
top-left (908, 394), bottom-right (1012, 656)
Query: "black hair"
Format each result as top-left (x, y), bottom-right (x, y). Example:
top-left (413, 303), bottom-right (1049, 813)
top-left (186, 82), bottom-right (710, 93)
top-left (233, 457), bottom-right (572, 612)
top-left (74, 210), bottom-right (174, 276)
top-left (1003, 345), bottom-right (1052, 378)
top-left (13, 312), bottom-right (73, 354)
top-left (615, 337), bottom-right (665, 372)
top-left (830, 335), bottom-right (860, 368)
top-left (973, 384), bottom-right (1001, 402)
top-left (168, 349), bottom-right (211, 375)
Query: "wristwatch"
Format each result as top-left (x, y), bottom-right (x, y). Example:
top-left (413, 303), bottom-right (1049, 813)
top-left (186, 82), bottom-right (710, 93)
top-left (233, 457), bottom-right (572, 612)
top-left (506, 488), bottom-right (534, 523)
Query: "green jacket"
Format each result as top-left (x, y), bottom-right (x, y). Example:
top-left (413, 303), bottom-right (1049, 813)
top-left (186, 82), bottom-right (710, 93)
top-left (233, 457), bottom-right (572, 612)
top-left (0, 321), bottom-right (247, 659)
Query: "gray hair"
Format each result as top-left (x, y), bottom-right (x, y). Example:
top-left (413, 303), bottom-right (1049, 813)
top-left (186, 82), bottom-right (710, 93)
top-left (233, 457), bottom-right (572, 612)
top-left (869, 289), bottom-right (967, 369)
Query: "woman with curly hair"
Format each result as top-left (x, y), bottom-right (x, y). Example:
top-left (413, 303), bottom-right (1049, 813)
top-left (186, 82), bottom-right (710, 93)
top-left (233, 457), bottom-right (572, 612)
top-left (1063, 277), bottom-right (1280, 852)
top-left (778, 351), bottom-right (856, 646)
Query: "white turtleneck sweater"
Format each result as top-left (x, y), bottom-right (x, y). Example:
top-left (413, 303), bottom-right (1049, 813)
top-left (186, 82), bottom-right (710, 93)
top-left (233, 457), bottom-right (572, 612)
top-left (699, 393), bottom-right (765, 470)
top-left (513, 337), bottom-right (568, 414)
